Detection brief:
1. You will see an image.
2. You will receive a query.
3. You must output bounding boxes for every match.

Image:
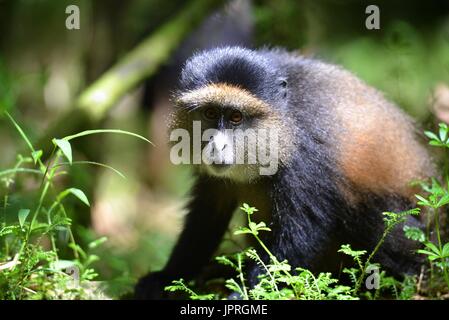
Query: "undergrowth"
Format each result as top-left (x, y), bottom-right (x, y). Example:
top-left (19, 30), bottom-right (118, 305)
top-left (1, 111), bottom-right (448, 300)
top-left (166, 124), bottom-right (449, 300)
top-left (0, 111), bottom-right (150, 299)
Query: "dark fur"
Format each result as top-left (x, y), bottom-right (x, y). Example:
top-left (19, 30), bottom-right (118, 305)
top-left (135, 47), bottom-right (430, 299)
top-left (179, 47), bottom-right (289, 106)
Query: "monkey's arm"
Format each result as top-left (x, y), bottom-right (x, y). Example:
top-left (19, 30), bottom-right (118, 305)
top-left (247, 164), bottom-right (342, 286)
top-left (135, 177), bottom-right (236, 299)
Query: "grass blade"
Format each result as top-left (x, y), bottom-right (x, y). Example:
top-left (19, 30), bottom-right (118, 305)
top-left (62, 129), bottom-right (153, 145)
top-left (53, 161), bottom-right (126, 179)
top-left (5, 111), bottom-right (35, 153)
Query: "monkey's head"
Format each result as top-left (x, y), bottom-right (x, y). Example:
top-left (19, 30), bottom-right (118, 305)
top-left (168, 47), bottom-right (292, 182)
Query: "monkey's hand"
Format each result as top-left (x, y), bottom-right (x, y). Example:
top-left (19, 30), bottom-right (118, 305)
top-left (134, 271), bottom-right (171, 300)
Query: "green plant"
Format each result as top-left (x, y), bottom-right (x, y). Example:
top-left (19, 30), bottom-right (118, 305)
top-left (424, 123), bottom-right (449, 149)
top-left (165, 279), bottom-right (215, 300)
top-left (166, 203), bottom-right (355, 300)
top-left (407, 123), bottom-right (449, 290)
top-left (413, 179), bottom-right (449, 288)
top-left (161, 120), bottom-right (449, 300)
top-left (164, 124), bottom-right (449, 301)
top-left (0, 111), bottom-right (150, 299)
top-left (234, 204), bottom-right (356, 300)
top-left (339, 208), bottom-right (421, 296)
top-left (165, 204), bottom-right (430, 300)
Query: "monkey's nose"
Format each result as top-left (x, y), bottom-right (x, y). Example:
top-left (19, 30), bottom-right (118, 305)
top-left (214, 143), bottom-right (227, 151)
top-left (212, 134), bottom-right (228, 151)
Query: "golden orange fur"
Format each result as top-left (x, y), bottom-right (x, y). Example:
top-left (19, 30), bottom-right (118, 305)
top-left (330, 69), bottom-right (435, 201)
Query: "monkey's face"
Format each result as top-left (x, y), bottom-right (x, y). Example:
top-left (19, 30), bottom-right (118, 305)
top-left (169, 84), bottom-right (282, 182)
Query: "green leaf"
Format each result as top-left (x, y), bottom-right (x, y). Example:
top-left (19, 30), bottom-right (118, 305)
top-left (338, 244), bottom-right (367, 258)
top-left (85, 254), bottom-right (100, 266)
top-left (53, 138), bottom-right (72, 164)
top-left (417, 249), bottom-right (438, 258)
top-left (240, 203), bottom-right (258, 215)
top-left (225, 278), bottom-right (243, 294)
top-left (68, 188), bottom-right (90, 206)
top-left (0, 168), bottom-right (43, 177)
top-left (54, 161), bottom-right (126, 179)
top-left (63, 129), bottom-right (152, 145)
top-left (439, 125), bottom-right (448, 142)
top-left (403, 225), bottom-right (426, 242)
top-left (88, 236), bottom-right (107, 249)
top-left (255, 222), bottom-right (271, 232)
top-left (68, 242), bottom-right (87, 259)
top-left (424, 242), bottom-right (441, 255)
top-left (234, 227), bottom-right (252, 235)
top-left (18, 209), bottom-right (30, 228)
top-left (5, 112), bottom-right (36, 153)
top-left (215, 256), bottom-right (237, 269)
top-left (0, 225), bottom-right (19, 236)
top-left (424, 131), bottom-right (440, 142)
top-left (429, 140), bottom-right (444, 147)
top-left (30, 222), bottom-right (50, 232)
top-left (437, 194), bottom-right (449, 208)
top-left (415, 194), bottom-right (430, 206)
top-left (248, 221), bottom-right (258, 235)
top-left (58, 188), bottom-right (90, 206)
top-left (31, 150), bottom-right (43, 164)
top-left (442, 243), bottom-right (449, 257)
top-left (268, 263), bottom-right (291, 273)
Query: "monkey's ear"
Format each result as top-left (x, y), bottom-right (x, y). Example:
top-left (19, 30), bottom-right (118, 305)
top-left (277, 78), bottom-right (288, 99)
top-left (279, 79), bottom-right (287, 87)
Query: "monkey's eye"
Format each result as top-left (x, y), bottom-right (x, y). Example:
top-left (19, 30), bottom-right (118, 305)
top-left (230, 110), bottom-right (243, 124)
top-left (204, 107), bottom-right (219, 120)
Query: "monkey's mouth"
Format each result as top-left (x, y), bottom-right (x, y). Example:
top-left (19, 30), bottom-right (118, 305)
top-left (208, 163), bottom-right (232, 175)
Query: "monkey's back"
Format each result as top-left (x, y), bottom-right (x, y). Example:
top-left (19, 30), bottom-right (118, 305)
top-left (264, 51), bottom-right (435, 275)
top-left (273, 51), bottom-right (435, 203)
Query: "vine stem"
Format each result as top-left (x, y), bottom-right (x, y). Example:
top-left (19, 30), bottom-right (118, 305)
top-left (354, 219), bottom-right (398, 295)
top-left (433, 207), bottom-right (449, 287)
top-left (16, 147), bottom-right (57, 296)
top-left (236, 253), bottom-right (249, 300)
top-left (246, 211), bottom-right (300, 299)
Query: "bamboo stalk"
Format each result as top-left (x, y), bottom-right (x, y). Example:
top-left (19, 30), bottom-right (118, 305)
top-left (37, 0), bottom-right (223, 153)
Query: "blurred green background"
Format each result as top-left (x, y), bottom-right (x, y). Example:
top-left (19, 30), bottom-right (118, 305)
top-left (1, 0), bottom-right (449, 297)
